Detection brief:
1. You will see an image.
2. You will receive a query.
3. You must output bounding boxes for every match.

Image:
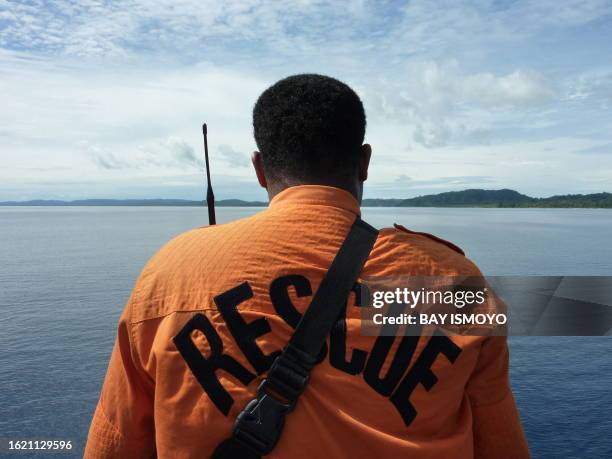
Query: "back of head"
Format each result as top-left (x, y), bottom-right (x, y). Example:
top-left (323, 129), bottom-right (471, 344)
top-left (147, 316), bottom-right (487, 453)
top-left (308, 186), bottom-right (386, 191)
top-left (253, 74), bottom-right (366, 184)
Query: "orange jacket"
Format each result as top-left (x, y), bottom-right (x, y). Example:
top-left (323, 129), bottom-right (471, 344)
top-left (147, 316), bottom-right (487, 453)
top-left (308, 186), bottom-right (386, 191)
top-left (85, 185), bottom-right (529, 459)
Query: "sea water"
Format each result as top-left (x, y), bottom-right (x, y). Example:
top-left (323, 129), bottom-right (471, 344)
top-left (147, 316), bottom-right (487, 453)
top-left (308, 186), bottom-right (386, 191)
top-left (1, 206), bottom-right (611, 458)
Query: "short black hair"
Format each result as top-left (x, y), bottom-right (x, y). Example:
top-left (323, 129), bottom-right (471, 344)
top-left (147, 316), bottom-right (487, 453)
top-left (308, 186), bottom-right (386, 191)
top-left (253, 74), bottom-right (366, 181)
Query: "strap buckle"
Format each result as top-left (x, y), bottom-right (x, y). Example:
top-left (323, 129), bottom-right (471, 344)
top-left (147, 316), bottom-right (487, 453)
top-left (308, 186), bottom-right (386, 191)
top-left (232, 380), bottom-right (293, 456)
top-left (231, 346), bottom-right (317, 455)
top-left (262, 344), bottom-right (315, 401)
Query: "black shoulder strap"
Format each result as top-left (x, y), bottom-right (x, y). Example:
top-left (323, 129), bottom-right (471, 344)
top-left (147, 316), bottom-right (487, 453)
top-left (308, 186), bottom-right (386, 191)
top-left (211, 217), bottom-right (378, 459)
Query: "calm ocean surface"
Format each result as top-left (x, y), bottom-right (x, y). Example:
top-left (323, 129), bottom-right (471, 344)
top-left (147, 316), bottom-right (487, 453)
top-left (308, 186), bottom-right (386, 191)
top-left (0, 206), bottom-right (611, 458)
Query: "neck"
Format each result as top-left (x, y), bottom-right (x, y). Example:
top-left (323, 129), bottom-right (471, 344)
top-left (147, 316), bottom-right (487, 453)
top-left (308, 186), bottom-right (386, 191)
top-left (266, 178), bottom-right (362, 203)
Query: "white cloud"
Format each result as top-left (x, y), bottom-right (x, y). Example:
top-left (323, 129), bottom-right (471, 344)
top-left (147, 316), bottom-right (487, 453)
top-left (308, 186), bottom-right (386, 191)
top-left (366, 61), bottom-right (556, 148)
top-left (459, 69), bottom-right (555, 107)
top-left (0, 51), bottom-right (266, 181)
top-left (0, 0), bottom-right (373, 58)
top-left (3, 0), bottom-right (607, 62)
top-left (1, 1), bottom-right (611, 199)
top-left (217, 145), bottom-right (250, 168)
top-left (383, 0), bottom-right (612, 57)
top-left (88, 137), bottom-right (203, 170)
top-left (404, 61), bottom-right (555, 111)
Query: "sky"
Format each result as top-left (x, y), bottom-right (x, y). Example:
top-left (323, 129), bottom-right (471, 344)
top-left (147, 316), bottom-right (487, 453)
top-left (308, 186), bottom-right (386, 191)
top-left (1, 0), bottom-right (612, 201)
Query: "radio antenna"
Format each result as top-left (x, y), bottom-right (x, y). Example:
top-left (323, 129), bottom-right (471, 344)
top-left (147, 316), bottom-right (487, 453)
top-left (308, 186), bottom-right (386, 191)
top-left (202, 123), bottom-right (216, 225)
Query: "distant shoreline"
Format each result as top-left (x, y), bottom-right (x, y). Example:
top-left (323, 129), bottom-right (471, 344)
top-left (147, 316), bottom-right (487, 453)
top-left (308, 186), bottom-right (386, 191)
top-left (1, 189), bottom-right (611, 208)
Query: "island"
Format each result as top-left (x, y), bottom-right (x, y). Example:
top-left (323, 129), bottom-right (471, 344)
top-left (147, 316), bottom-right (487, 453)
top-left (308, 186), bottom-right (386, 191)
top-left (1, 189), bottom-right (611, 208)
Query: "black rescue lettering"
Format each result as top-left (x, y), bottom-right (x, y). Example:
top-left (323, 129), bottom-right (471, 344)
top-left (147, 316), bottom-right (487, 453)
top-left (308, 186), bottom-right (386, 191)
top-left (269, 274), bottom-right (312, 328)
top-left (363, 303), bottom-right (422, 396)
top-left (329, 283), bottom-right (369, 375)
top-left (173, 313), bottom-right (255, 415)
top-left (270, 274), bottom-right (327, 363)
top-left (174, 277), bottom-right (463, 425)
top-left (363, 333), bottom-right (422, 396)
top-left (390, 330), bottom-right (462, 425)
top-left (215, 282), bottom-right (279, 374)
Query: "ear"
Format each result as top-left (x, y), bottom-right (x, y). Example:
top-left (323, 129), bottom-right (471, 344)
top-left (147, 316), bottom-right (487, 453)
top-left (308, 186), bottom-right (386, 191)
top-left (252, 151), bottom-right (267, 189)
top-left (358, 144), bottom-right (372, 182)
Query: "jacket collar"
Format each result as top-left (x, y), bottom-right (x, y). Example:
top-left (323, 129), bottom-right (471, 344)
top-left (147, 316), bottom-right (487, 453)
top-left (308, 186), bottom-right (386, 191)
top-left (269, 185), bottom-right (361, 216)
